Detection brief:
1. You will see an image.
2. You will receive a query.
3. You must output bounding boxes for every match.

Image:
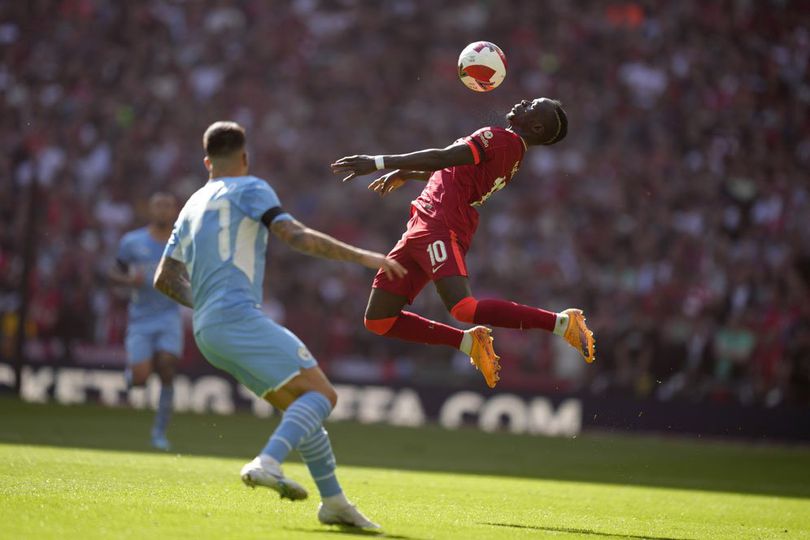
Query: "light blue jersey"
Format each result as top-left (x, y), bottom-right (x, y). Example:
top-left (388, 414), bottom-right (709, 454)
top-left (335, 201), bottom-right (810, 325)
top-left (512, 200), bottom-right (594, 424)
top-left (117, 227), bottom-right (182, 363)
top-left (165, 175), bottom-right (315, 396)
top-left (164, 176), bottom-right (293, 331)
top-left (117, 228), bottom-right (181, 324)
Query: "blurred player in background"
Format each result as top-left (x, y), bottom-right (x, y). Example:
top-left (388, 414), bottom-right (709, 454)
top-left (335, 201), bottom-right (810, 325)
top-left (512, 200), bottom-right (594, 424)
top-left (332, 97), bottom-right (595, 388)
top-left (154, 121), bottom-right (407, 529)
top-left (108, 192), bottom-right (181, 451)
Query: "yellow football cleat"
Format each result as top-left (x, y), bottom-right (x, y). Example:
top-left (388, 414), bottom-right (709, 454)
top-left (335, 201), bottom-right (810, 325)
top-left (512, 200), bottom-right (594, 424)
top-left (561, 308), bottom-right (596, 363)
top-left (468, 326), bottom-right (501, 388)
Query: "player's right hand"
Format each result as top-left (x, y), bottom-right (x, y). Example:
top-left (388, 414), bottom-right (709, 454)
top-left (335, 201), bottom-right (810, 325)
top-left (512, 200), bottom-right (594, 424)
top-left (361, 252), bottom-right (407, 280)
top-left (369, 170), bottom-right (407, 197)
top-left (331, 155), bottom-right (378, 182)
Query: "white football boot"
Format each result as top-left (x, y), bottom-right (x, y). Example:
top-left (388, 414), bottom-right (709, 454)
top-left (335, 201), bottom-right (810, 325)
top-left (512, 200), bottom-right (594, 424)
top-left (317, 501), bottom-right (380, 529)
top-left (240, 456), bottom-right (308, 501)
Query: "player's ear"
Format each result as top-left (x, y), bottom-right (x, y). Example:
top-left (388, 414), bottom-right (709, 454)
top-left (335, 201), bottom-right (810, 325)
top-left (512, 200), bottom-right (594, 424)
top-left (242, 150), bottom-right (248, 167)
top-left (531, 122), bottom-right (545, 138)
top-left (203, 156), bottom-right (212, 172)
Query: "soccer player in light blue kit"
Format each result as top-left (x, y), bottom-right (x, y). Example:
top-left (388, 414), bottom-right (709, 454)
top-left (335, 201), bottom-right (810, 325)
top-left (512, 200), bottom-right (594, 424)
top-left (153, 121), bottom-right (405, 529)
top-left (109, 192), bottom-right (182, 451)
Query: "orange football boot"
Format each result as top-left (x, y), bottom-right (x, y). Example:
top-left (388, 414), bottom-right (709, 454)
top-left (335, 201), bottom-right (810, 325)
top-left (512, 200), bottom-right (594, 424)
top-left (468, 326), bottom-right (501, 388)
top-left (561, 308), bottom-right (596, 363)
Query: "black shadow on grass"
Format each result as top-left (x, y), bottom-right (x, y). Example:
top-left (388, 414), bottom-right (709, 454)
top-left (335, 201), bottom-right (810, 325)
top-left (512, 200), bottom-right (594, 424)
top-left (284, 526), bottom-right (419, 539)
top-left (481, 522), bottom-right (693, 540)
top-left (2, 399), bottom-right (810, 500)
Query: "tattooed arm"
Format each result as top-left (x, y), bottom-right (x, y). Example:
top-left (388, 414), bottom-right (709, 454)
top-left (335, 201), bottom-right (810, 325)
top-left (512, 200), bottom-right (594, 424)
top-left (270, 218), bottom-right (407, 280)
top-left (153, 256), bottom-right (193, 308)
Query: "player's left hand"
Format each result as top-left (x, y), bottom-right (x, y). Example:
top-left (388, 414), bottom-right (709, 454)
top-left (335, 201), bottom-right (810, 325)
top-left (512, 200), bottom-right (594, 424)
top-left (331, 155), bottom-right (379, 182)
top-left (369, 170), bottom-right (407, 197)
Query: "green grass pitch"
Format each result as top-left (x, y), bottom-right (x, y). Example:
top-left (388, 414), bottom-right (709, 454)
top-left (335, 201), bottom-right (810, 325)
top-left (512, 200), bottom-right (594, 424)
top-left (1, 399), bottom-right (809, 539)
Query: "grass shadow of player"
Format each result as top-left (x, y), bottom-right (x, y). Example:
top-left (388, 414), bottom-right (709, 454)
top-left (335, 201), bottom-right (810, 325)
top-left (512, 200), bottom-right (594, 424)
top-left (284, 526), bottom-right (418, 540)
top-left (481, 522), bottom-right (693, 540)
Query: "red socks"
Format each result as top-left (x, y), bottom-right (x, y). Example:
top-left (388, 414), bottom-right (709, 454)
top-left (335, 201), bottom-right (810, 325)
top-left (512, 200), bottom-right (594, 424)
top-left (364, 311), bottom-right (464, 349)
top-left (363, 298), bottom-right (557, 348)
top-left (472, 298), bottom-right (556, 332)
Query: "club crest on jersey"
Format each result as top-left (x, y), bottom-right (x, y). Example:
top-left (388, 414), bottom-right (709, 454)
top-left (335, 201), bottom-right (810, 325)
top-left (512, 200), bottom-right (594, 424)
top-left (477, 131), bottom-right (493, 147)
top-left (298, 346), bottom-right (314, 361)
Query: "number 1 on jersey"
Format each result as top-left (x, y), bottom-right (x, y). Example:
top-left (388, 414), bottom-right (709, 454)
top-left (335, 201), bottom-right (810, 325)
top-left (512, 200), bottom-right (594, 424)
top-left (207, 199), bottom-right (231, 261)
top-left (427, 240), bottom-right (448, 267)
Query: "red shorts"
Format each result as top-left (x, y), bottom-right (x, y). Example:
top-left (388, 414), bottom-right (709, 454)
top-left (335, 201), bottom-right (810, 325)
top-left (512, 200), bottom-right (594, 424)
top-left (373, 210), bottom-right (469, 304)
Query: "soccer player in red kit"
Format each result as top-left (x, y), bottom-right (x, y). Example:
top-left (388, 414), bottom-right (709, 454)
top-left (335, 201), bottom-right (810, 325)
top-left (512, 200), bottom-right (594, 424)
top-left (331, 98), bottom-right (595, 388)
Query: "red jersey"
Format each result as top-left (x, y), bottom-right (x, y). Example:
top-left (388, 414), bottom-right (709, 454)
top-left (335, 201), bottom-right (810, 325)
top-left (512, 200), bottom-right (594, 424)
top-left (412, 127), bottom-right (526, 249)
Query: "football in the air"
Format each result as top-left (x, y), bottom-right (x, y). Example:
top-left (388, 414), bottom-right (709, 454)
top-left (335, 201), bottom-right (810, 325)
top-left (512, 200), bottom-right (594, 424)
top-left (458, 41), bottom-right (507, 92)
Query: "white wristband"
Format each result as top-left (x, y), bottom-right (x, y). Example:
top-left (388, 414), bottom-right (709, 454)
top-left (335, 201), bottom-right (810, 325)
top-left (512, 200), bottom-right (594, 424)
top-left (374, 156), bottom-right (385, 170)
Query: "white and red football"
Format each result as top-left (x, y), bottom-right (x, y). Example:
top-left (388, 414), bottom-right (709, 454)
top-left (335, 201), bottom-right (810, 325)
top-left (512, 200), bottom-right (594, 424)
top-left (458, 41), bottom-right (507, 92)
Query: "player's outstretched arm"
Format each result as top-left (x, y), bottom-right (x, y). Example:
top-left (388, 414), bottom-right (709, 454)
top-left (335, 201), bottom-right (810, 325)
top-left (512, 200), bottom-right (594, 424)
top-left (153, 256), bottom-right (193, 308)
top-left (331, 141), bottom-right (474, 182)
top-left (270, 218), bottom-right (407, 280)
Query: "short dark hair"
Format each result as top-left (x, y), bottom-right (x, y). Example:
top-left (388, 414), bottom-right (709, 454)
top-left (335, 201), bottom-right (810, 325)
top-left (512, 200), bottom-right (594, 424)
top-left (545, 100), bottom-right (568, 145)
top-left (203, 121), bottom-right (246, 158)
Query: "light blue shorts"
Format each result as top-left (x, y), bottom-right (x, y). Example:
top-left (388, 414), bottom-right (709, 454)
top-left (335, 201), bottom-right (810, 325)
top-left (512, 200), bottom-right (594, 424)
top-left (194, 315), bottom-right (317, 398)
top-left (125, 315), bottom-right (183, 365)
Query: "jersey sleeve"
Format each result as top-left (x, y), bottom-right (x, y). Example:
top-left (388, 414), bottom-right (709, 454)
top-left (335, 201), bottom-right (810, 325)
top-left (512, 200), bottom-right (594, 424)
top-left (163, 225), bottom-right (183, 262)
top-left (461, 128), bottom-right (509, 165)
top-left (163, 223), bottom-right (185, 262)
top-left (241, 179), bottom-right (293, 224)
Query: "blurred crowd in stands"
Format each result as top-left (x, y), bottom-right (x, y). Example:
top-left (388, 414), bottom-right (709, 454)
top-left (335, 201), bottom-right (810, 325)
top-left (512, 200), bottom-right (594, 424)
top-left (2, 0), bottom-right (809, 406)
